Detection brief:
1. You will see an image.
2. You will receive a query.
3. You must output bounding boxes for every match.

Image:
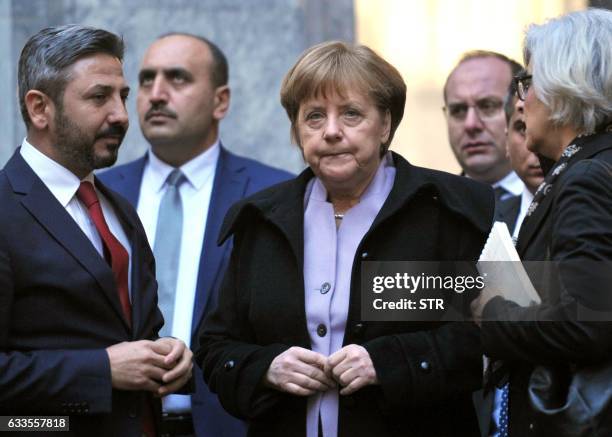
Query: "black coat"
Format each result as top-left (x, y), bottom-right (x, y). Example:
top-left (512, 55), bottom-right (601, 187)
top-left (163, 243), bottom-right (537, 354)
top-left (480, 131), bottom-right (612, 436)
top-left (196, 153), bottom-right (494, 437)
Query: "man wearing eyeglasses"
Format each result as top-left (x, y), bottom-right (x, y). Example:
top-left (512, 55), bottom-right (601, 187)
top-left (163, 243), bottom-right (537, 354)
top-left (443, 51), bottom-right (525, 232)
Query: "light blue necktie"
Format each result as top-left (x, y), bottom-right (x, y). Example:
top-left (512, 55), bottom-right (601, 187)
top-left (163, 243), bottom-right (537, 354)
top-left (154, 169), bottom-right (185, 337)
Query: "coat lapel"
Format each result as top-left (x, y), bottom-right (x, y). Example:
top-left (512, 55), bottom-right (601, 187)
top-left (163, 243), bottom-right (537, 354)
top-left (517, 134), bottom-right (612, 256)
top-left (515, 192), bottom-right (553, 257)
top-left (6, 152), bottom-right (130, 331)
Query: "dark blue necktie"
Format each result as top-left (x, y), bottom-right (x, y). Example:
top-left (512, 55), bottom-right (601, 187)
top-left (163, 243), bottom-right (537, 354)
top-left (498, 382), bottom-right (509, 437)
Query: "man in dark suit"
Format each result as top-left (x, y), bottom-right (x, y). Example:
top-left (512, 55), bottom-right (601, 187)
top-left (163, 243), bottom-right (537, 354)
top-left (0, 25), bottom-right (192, 436)
top-left (443, 50), bottom-right (525, 229)
top-left (100, 33), bottom-right (292, 437)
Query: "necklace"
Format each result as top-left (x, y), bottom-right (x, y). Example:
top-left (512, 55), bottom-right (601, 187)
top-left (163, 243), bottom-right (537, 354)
top-left (334, 213), bottom-right (344, 220)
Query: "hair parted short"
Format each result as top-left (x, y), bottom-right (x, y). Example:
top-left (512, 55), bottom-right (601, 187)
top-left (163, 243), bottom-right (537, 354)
top-left (18, 24), bottom-right (124, 128)
top-left (280, 41), bottom-right (406, 155)
top-left (523, 8), bottom-right (612, 134)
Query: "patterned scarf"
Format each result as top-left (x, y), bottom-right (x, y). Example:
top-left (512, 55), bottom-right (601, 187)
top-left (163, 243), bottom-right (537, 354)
top-left (523, 123), bottom-right (612, 223)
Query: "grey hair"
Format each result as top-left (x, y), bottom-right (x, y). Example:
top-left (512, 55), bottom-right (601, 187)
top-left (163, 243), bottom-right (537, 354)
top-left (18, 24), bottom-right (124, 128)
top-left (523, 8), bottom-right (612, 133)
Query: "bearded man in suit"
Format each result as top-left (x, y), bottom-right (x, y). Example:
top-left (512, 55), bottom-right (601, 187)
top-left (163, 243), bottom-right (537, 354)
top-left (0, 25), bottom-right (192, 437)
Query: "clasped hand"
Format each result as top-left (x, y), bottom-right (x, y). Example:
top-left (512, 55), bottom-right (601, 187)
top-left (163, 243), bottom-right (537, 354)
top-left (265, 344), bottom-right (378, 396)
top-left (106, 337), bottom-right (193, 397)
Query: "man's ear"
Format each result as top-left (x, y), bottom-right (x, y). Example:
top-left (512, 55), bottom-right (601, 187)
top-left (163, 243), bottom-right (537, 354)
top-left (212, 85), bottom-right (230, 121)
top-left (24, 90), bottom-right (54, 130)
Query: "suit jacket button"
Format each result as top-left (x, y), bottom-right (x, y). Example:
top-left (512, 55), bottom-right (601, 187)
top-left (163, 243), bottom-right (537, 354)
top-left (224, 360), bottom-right (235, 371)
top-left (128, 410), bottom-right (137, 419)
top-left (419, 360), bottom-right (431, 373)
top-left (353, 323), bottom-right (364, 336)
top-left (361, 251), bottom-right (369, 259)
top-left (317, 324), bottom-right (327, 337)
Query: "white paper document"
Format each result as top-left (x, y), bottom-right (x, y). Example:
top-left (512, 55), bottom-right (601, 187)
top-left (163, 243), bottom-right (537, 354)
top-left (477, 221), bottom-right (541, 306)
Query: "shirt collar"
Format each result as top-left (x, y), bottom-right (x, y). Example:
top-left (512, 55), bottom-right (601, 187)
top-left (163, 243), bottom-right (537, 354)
top-left (146, 139), bottom-right (220, 192)
top-left (492, 170), bottom-right (524, 196)
top-left (20, 138), bottom-right (93, 207)
top-left (521, 185), bottom-right (534, 207)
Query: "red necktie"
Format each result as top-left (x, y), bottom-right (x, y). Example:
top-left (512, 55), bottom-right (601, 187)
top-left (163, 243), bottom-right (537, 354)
top-left (77, 182), bottom-right (156, 437)
top-left (77, 181), bottom-right (132, 326)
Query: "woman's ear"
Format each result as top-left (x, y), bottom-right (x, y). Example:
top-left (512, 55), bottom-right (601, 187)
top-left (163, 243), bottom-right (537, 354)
top-left (381, 109), bottom-right (391, 145)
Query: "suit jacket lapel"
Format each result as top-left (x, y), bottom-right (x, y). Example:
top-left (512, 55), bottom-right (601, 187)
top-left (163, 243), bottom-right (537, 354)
top-left (6, 153), bottom-right (131, 331)
top-left (95, 178), bottom-right (140, 334)
top-left (102, 155), bottom-right (147, 207)
top-left (191, 146), bottom-right (249, 335)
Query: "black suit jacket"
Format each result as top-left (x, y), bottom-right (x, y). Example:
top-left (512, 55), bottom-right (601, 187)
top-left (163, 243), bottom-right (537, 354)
top-left (480, 131), bottom-right (612, 435)
top-left (0, 151), bottom-right (163, 436)
top-left (495, 195), bottom-right (521, 235)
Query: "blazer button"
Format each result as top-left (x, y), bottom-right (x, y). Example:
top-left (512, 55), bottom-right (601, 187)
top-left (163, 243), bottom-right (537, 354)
top-left (361, 251), bottom-right (369, 259)
top-left (317, 324), bottom-right (327, 337)
top-left (419, 360), bottom-right (431, 373)
top-left (352, 323), bottom-right (365, 336)
top-left (128, 410), bottom-right (137, 419)
top-left (224, 360), bottom-right (235, 371)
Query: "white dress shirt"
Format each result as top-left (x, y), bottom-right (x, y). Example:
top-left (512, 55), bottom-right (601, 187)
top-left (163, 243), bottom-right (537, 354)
top-left (20, 138), bottom-right (133, 294)
top-left (491, 185), bottom-right (534, 435)
top-left (512, 187), bottom-right (535, 240)
top-left (492, 170), bottom-right (524, 201)
top-left (137, 141), bottom-right (220, 413)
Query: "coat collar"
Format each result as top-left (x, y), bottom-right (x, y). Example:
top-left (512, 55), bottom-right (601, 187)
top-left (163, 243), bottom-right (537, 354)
top-left (219, 152), bottom-right (493, 248)
top-left (517, 131), bottom-right (612, 255)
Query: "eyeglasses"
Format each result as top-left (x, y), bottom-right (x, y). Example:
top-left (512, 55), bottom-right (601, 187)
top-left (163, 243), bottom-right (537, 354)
top-left (514, 73), bottom-right (533, 101)
top-left (443, 98), bottom-right (504, 122)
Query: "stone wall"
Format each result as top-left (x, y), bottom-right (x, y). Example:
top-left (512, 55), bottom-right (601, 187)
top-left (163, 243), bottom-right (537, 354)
top-left (0, 0), bottom-right (354, 173)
